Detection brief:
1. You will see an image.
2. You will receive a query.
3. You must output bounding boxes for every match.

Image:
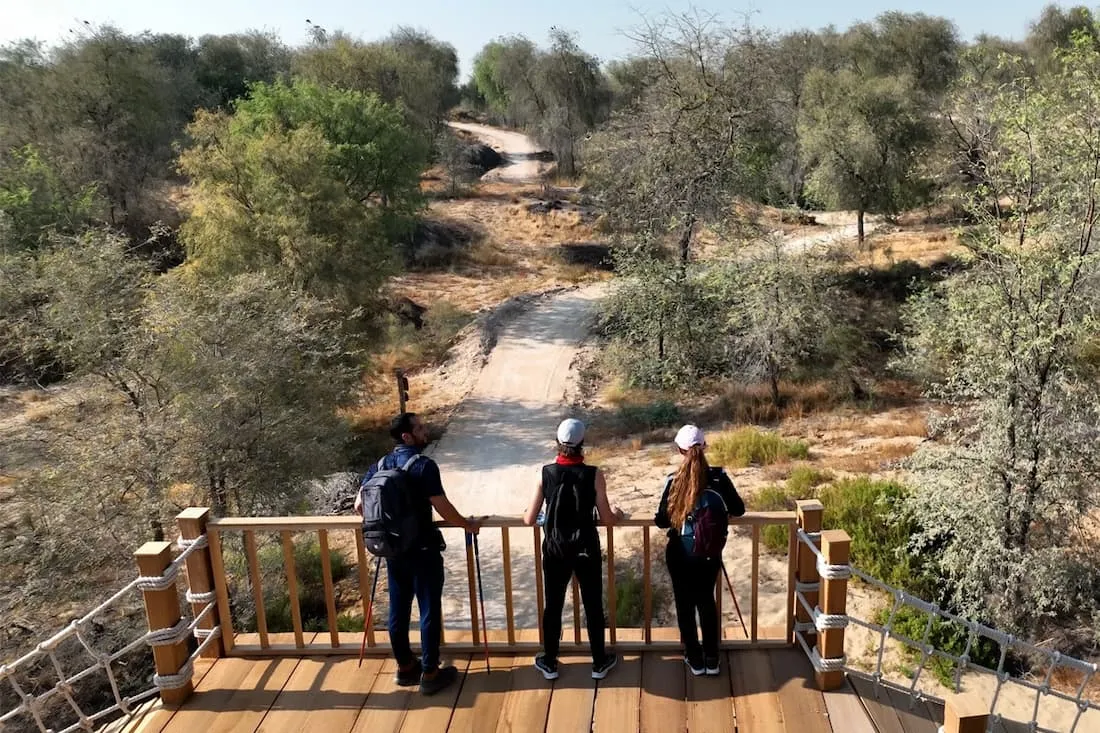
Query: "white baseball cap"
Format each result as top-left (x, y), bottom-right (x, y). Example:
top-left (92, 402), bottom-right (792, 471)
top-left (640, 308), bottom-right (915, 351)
top-left (674, 424), bottom-right (705, 450)
top-left (556, 418), bottom-right (586, 446)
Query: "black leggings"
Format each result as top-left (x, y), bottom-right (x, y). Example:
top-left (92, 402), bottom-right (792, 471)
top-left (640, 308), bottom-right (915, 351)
top-left (666, 541), bottom-right (721, 659)
top-left (541, 546), bottom-right (606, 663)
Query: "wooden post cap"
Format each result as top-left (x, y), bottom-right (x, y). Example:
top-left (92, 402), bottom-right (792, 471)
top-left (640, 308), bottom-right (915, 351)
top-left (944, 693), bottom-right (989, 733)
top-left (796, 499), bottom-right (824, 513)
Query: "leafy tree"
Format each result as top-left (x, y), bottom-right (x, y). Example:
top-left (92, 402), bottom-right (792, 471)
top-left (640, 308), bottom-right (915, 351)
top-left (294, 28), bottom-right (458, 140)
top-left (1026, 4), bottom-right (1099, 67)
top-left (899, 37), bottom-right (1100, 638)
top-left (799, 70), bottom-right (935, 244)
top-left (0, 145), bottom-right (100, 251)
top-left (711, 237), bottom-right (840, 406)
top-left (471, 36), bottom-right (542, 127)
top-left (195, 31), bottom-right (291, 108)
top-left (843, 12), bottom-right (961, 96)
top-left (435, 130), bottom-right (479, 194)
top-left (590, 13), bottom-right (779, 262)
top-left (178, 79), bottom-right (426, 307)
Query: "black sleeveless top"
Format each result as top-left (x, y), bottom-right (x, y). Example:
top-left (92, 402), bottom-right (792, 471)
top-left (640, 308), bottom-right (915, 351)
top-left (541, 463), bottom-right (600, 550)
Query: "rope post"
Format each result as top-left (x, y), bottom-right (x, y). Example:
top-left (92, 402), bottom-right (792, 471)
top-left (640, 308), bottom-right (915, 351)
top-left (177, 507), bottom-right (222, 659)
top-left (942, 693), bottom-right (989, 733)
top-left (134, 542), bottom-right (193, 705)
top-left (795, 500), bottom-right (823, 643)
top-left (816, 529), bottom-right (850, 691)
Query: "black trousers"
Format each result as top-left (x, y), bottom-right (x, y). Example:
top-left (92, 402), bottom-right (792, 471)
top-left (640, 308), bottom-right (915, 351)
top-left (666, 541), bottom-right (721, 660)
top-left (541, 545), bottom-right (606, 663)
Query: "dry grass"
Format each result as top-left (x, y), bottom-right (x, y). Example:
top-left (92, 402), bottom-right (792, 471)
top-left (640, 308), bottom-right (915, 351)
top-left (821, 442), bottom-right (918, 473)
top-left (855, 228), bottom-right (966, 269)
top-left (23, 401), bottom-right (61, 424)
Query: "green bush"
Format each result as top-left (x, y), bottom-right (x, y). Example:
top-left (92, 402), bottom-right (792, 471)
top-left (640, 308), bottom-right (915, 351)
top-left (709, 428), bottom-right (809, 468)
top-left (879, 605), bottom-right (1002, 687)
top-left (615, 400), bottom-right (681, 433)
top-left (819, 478), bottom-right (925, 593)
top-left (613, 566), bottom-right (646, 627)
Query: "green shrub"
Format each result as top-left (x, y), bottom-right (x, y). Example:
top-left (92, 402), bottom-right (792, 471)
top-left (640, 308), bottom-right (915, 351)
top-left (709, 428), bottom-right (809, 468)
top-left (879, 605), bottom-right (1002, 687)
top-left (613, 566), bottom-right (646, 627)
top-left (818, 478), bottom-right (926, 593)
top-left (752, 482), bottom-right (813, 552)
top-left (785, 466), bottom-right (833, 494)
top-left (615, 400), bottom-right (681, 433)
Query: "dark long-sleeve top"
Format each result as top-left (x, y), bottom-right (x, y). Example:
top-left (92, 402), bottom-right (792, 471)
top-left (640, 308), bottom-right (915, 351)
top-left (654, 466), bottom-right (746, 535)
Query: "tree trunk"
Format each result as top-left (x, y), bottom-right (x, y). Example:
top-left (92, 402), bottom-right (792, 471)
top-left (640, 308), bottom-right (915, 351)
top-left (679, 215), bottom-right (697, 266)
top-left (857, 208), bottom-right (865, 247)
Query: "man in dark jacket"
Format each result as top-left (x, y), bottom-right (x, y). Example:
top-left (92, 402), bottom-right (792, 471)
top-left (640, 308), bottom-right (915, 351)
top-left (356, 412), bottom-right (480, 695)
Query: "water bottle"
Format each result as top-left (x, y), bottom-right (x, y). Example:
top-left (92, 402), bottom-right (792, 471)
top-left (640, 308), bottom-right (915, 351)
top-left (536, 510), bottom-right (546, 527)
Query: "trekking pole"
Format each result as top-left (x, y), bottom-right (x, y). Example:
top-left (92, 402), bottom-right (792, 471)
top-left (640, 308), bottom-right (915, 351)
top-left (358, 556), bottom-right (383, 668)
top-left (466, 529), bottom-right (491, 673)
top-left (720, 563), bottom-right (750, 639)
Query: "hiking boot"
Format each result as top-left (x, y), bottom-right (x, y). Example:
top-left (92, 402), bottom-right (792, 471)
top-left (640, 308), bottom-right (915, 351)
top-left (534, 653), bottom-right (559, 681)
top-left (419, 665), bottom-right (459, 696)
top-left (591, 653), bottom-right (619, 680)
top-left (684, 653), bottom-right (705, 677)
top-left (704, 655), bottom-right (721, 676)
top-left (394, 659), bottom-right (422, 687)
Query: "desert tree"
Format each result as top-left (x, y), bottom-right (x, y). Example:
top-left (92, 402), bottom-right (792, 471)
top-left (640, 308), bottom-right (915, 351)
top-left (799, 69), bottom-right (936, 244)
top-left (900, 37), bottom-right (1100, 640)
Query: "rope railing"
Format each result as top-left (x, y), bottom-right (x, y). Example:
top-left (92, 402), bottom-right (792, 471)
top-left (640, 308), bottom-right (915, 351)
top-left (0, 530), bottom-right (220, 733)
top-left (791, 525), bottom-right (1100, 733)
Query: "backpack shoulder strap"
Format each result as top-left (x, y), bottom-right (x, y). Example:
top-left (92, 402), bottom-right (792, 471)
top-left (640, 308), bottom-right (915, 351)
top-left (701, 487), bottom-right (728, 512)
top-left (400, 454), bottom-right (423, 472)
top-left (377, 457), bottom-right (387, 471)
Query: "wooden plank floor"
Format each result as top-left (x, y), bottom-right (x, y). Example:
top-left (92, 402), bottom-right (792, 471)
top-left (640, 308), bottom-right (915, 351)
top-left (108, 650), bottom-right (955, 733)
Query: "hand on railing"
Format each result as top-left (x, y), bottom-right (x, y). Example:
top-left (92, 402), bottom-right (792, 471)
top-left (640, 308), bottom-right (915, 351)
top-left (464, 516), bottom-right (482, 535)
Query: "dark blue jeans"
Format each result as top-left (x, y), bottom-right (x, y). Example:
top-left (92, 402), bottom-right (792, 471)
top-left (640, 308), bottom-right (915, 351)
top-left (386, 549), bottom-right (444, 671)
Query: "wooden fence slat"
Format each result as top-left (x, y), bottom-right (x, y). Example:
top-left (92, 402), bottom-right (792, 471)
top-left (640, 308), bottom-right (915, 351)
top-left (465, 537), bottom-right (481, 644)
top-left (502, 527), bottom-right (515, 645)
top-left (643, 526), bottom-right (652, 644)
top-left (607, 527), bottom-right (617, 644)
top-left (318, 529), bottom-right (339, 648)
top-left (534, 527), bottom-right (544, 644)
top-left (206, 528), bottom-right (235, 655)
top-left (280, 531), bottom-right (304, 648)
top-left (751, 524), bottom-right (760, 643)
top-left (243, 530), bottom-right (268, 649)
top-left (355, 529), bottom-right (376, 648)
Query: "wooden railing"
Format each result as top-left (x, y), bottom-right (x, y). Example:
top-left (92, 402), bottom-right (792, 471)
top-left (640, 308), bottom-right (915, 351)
top-left (197, 512), bottom-right (800, 657)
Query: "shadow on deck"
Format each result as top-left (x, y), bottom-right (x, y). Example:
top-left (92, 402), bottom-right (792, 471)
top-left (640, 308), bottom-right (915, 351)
top-left (105, 647), bottom-right (944, 733)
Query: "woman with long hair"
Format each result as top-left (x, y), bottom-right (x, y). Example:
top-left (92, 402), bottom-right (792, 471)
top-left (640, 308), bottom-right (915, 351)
top-left (654, 425), bottom-right (745, 676)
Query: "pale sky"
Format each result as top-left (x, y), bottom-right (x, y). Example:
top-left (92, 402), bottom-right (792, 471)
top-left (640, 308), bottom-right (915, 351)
top-left (0, 0), bottom-right (1065, 78)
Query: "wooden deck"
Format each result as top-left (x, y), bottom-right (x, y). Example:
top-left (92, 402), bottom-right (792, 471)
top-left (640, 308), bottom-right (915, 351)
top-left (106, 648), bottom-right (944, 733)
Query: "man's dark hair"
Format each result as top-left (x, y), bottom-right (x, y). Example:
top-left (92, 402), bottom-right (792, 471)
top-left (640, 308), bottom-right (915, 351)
top-left (390, 412), bottom-right (418, 444)
top-left (557, 441), bottom-right (584, 458)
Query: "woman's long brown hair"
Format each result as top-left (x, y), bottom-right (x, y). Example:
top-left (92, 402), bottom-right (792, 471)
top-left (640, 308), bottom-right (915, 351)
top-left (667, 444), bottom-right (710, 529)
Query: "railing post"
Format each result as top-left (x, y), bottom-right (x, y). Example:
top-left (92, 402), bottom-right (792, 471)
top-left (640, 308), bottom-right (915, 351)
top-left (942, 693), bottom-right (989, 733)
top-left (176, 508), bottom-right (222, 658)
top-left (135, 542), bottom-right (193, 705)
top-left (795, 500), bottom-right (823, 643)
top-left (815, 530), bottom-right (850, 691)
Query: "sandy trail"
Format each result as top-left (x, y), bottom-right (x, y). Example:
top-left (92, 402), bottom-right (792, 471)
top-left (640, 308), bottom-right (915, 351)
top-left (447, 121), bottom-right (550, 183)
top-left (425, 284), bottom-right (606, 633)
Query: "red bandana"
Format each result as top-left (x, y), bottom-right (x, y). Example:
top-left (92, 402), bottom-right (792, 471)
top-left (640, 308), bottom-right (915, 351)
top-left (555, 454), bottom-right (585, 466)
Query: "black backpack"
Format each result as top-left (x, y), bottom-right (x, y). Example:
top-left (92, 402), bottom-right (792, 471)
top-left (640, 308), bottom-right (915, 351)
top-left (543, 464), bottom-right (596, 559)
top-left (359, 454), bottom-right (423, 558)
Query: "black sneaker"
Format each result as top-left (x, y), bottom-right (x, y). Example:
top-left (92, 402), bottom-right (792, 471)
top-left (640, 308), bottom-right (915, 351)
top-left (394, 659), bottom-right (422, 687)
top-left (419, 665), bottom-right (459, 696)
top-left (684, 654), bottom-right (705, 677)
top-left (704, 656), bottom-right (720, 676)
top-left (591, 653), bottom-right (618, 680)
top-left (534, 653), bottom-right (559, 681)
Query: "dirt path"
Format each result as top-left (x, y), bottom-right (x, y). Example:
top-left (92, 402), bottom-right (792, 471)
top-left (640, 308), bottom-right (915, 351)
top-left (447, 121), bottom-right (550, 183)
top-left (425, 284), bottom-right (605, 632)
